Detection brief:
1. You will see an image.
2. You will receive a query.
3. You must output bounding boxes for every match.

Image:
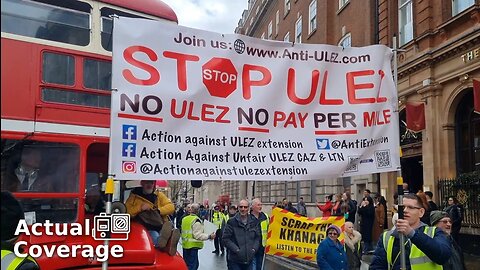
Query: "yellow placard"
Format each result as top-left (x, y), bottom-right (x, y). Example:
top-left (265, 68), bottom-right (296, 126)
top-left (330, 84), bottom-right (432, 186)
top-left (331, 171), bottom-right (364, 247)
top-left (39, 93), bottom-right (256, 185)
top-left (265, 207), bottom-right (344, 261)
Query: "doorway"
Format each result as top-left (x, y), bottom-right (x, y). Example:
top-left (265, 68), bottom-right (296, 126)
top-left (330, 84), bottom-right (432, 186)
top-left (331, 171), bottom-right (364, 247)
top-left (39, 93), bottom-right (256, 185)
top-left (401, 155), bottom-right (424, 193)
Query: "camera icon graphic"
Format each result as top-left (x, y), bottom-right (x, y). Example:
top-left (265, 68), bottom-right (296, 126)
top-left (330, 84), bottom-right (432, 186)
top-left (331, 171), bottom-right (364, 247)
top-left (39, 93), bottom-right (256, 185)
top-left (92, 213), bottom-right (130, 241)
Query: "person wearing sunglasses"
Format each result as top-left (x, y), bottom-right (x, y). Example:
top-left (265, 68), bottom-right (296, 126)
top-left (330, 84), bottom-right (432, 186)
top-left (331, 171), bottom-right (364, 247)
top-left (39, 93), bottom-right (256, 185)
top-left (316, 224), bottom-right (348, 270)
top-left (222, 199), bottom-right (260, 270)
top-left (370, 193), bottom-right (452, 269)
top-left (430, 210), bottom-right (466, 270)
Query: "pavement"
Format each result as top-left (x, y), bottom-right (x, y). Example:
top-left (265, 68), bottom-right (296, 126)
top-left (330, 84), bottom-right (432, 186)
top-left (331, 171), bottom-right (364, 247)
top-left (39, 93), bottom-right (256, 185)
top-left (464, 253), bottom-right (480, 270)
top-left (264, 252), bottom-right (480, 270)
top-left (177, 237), bottom-right (228, 270)
top-left (176, 240), bottom-right (480, 270)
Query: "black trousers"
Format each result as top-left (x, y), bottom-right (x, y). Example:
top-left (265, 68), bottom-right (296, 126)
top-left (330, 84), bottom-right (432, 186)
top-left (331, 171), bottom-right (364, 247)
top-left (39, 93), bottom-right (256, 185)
top-left (214, 228), bottom-right (224, 252)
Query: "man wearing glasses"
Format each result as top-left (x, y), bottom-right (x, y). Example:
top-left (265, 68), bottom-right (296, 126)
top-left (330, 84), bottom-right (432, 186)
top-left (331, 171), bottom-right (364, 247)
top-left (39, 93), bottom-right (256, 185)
top-left (430, 210), bottom-right (467, 270)
top-left (370, 193), bottom-right (452, 269)
top-left (223, 199), bottom-right (261, 270)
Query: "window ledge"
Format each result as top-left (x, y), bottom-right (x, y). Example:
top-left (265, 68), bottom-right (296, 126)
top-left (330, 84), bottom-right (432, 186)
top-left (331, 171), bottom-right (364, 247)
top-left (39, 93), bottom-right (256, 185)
top-left (437, 5), bottom-right (477, 31)
top-left (336, 1), bottom-right (350, 15)
top-left (307, 28), bottom-right (317, 39)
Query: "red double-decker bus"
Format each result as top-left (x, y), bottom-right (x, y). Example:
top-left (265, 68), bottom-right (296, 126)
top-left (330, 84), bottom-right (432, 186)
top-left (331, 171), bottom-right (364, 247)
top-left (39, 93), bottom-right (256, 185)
top-left (1, 0), bottom-right (187, 268)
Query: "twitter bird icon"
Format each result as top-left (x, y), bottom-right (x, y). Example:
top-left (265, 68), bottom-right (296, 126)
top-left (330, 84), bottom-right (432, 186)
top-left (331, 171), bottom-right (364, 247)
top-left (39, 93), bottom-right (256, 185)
top-left (316, 138), bottom-right (330, 149)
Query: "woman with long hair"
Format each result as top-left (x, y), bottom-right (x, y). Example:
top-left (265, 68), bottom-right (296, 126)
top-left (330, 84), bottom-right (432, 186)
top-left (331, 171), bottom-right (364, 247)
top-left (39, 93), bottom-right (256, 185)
top-left (331, 193), bottom-right (343, 216)
top-left (357, 195), bottom-right (375, 253)
top-left (372, 194), bottom-right (387, 244)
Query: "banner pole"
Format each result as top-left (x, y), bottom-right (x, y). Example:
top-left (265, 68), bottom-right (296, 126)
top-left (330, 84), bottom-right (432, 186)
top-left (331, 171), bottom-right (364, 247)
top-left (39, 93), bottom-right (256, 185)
top-left (103, 17), bottom-right (118, 265)
top-left (393, 35), bottom-right (407, 270)
top-left (261, 251), bottom-right (266, 270)
top-left (102, 176), bottom-right (115, 270)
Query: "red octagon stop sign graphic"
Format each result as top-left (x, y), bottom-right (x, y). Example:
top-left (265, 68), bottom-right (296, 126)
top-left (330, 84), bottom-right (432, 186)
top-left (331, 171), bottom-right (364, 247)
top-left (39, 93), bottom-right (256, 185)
top-left (202, 57), bottom-right (238, 98)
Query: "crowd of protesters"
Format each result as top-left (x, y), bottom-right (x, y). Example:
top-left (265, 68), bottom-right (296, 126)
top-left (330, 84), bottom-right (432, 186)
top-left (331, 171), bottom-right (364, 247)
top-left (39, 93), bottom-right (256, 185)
top-left (170, 185), bottom-right (465, 270)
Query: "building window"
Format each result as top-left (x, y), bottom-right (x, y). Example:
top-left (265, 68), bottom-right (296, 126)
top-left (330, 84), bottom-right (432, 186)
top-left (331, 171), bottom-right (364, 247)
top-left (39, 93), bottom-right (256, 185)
top-left (339, 0), bottom-right (349, 10)
top-left (284, 32), bottom-right (290, 42)
top-left (275, 10), bottom-right (279, 36)
top-left (268, 21), bottom-right (273, 39)
top-left (284, 0), bottom-right (291, 15)
top-left (308, 0), bottom-right (317, 34)
top-left (455, 90), bottom-right (480, 174)
top-left (1, 0), bottom-right (90, 46)
top-left (295, 16), bottom-right (302, 43)
top-left (338, 33), bottom-right (351, 48)
top-left (399, 0), bottom-right (413, 46)
top-left (452, 0), bottom-right (474, 16)
top-left (42, 53), bottom-right (75, 86)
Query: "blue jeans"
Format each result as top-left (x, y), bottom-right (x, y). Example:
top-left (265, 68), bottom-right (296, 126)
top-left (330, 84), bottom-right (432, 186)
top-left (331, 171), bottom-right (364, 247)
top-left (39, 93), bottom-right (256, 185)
top-left (252, 247), bottom-right (264, 270)
top-left (183, 248), bottom-right (199, 270)
top-left (148, 230), bottom-right (160, 248)
top-left (228, 261), bottom-right (253, 270)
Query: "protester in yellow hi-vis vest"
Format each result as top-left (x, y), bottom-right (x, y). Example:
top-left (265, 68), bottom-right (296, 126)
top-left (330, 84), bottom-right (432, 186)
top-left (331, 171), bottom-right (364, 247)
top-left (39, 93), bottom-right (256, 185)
top-left (211, 204), bottom-right (226, 255)
top-left (370, 193), bottom-right (452, 269)
top-left (181, 203), bottom-right (215, 270)
top-left (1, 191), bottom-right (39, 270)
top-left (250, 198), bottom-right (269, 270)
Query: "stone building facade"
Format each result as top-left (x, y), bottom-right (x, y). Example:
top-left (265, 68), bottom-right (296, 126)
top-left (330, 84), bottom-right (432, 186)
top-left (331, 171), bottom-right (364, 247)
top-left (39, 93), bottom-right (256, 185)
top-left (220, 0), bottom-right (384, 215)
top-left (376, 0), bottom-right (479, 236)
top-left (209, 1), bottom-right (480, 231)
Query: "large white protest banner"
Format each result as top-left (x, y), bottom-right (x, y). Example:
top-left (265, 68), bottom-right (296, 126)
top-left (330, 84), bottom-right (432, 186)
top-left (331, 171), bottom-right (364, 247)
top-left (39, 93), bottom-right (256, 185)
top-left (110, 17), bottom-right (401, 181)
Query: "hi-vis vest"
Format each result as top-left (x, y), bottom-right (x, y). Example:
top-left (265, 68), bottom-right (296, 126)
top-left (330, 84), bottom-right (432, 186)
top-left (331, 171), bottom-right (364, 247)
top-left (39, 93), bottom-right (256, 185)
top-left (383, 226), bottom-right (443, 270)
top-left (260, 213), bottom-right (269, 247)
top-left (1, 250), bottom-right (38, 270)
top-left (212, 212), bottom-right (224, 229)
top-left (181, 215), bottom-right (204, 249)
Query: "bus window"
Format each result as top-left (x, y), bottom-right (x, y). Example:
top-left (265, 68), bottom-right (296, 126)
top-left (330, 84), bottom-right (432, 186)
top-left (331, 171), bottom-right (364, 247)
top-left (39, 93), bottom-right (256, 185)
top-left (17, 198), bottom-right (78, 224)
top-left (1, 140), bottom-right (80, 193)
top-left (100, 7), bottom-right (149, 51)
top-left (1, 0), bottom-right (91, 46)
top-left (42, 88), bottom-right (111, 108)
top-left (42, 52), bottom-right (75, 86)
top-left (85, 172), bottom-right (106, 215)
top-left (83, 59), bottom-right (112, 91)
top-left (100, 15), bottom-right (113, 51)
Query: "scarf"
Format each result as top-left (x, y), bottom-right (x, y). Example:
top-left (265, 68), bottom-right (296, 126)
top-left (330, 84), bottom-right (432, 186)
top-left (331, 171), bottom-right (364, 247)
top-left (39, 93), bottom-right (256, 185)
top-left (344, 229), bottom-right (362, 251)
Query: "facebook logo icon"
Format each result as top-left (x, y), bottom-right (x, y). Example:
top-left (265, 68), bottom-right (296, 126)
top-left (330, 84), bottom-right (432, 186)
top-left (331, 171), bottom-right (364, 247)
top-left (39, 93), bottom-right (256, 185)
top-left (122, 125), bottom-right (137, 140)
top-left (122, 143), bottom-right (136, 157)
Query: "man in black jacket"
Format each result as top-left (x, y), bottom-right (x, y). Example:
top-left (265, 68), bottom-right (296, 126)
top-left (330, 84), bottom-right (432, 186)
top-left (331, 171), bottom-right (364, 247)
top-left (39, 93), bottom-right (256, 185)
top-left (223, 199), bottom-right (260, 270)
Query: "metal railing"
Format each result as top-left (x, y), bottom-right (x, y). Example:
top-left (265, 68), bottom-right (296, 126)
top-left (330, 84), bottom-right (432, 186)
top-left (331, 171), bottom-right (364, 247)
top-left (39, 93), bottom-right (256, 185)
top-left (438, 174), bottom-right (480, 228)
